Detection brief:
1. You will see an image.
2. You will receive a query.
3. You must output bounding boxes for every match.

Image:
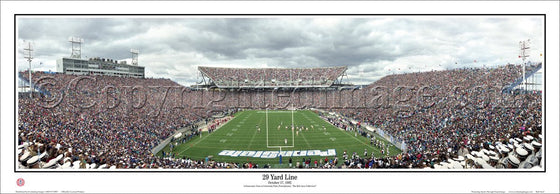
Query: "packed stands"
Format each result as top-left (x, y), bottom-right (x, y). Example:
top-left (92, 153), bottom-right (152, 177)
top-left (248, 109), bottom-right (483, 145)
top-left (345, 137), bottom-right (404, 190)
top-left (336, 64), bottom-right (542, 169)
top-left (16, 63), bottom-right (542, 169)
top-left (198, 66), bottom-right (347, 88)
top-left (17, 72), bottom-right (209, 169)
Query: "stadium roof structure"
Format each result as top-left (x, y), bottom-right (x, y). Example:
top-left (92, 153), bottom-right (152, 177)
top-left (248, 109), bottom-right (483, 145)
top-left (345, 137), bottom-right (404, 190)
top-left (195, 66), bottom-right (348, 89)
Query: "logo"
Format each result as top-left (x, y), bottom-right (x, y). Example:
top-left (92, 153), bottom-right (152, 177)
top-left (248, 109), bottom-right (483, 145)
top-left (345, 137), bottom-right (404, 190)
top-left (218, 149), bottom-right (336, 159)
top-left (17, 178), bottom-right (25, 187)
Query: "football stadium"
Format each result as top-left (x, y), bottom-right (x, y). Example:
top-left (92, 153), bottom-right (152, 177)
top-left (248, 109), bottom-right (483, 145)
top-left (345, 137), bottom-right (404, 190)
top-left (16, 53), bottom-right (543, 170)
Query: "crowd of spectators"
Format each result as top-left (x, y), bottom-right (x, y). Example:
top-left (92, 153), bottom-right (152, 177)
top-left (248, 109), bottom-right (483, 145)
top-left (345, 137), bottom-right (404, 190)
top-left (17, 72), bottom-right (206, 169)
top-left (336, 64), bottom-right (542, 169)
top-left (17, 63), bottom-right (542, 169)
top-left (198, 66), bottom-right (347, 87)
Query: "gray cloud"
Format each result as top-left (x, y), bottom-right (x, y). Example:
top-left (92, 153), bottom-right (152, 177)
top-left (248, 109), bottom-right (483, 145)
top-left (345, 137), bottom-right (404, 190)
top-left (16, 16), bottom-right (544, 86)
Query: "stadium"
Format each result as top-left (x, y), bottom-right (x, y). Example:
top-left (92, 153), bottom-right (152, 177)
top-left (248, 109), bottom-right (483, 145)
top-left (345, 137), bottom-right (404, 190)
top-left (16, 46), bottom-right (543, 170)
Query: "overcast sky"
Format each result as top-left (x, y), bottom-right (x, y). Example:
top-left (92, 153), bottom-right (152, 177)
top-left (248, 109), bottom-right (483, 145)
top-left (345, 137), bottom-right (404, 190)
top-left (16, 16), bottom-right (544, 86)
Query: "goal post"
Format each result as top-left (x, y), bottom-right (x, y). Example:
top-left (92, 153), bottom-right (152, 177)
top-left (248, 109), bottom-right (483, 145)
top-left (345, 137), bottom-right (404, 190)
top-left (265, 107), bottom-right (295, 148)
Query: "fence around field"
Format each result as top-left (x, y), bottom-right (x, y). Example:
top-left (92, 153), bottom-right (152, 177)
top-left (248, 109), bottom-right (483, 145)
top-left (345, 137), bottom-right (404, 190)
top-left (363, 125), bottom-right (408, 152)
top-left (150, 121), bottom-right (206, 155)
top-left (151, 128), bottom-right (190, 155)
top-left (312, 108), bottom-right (408, 153)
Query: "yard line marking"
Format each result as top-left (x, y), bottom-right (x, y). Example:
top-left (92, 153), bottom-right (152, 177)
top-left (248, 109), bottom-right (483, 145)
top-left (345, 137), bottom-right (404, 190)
top-left (247, 126), bottom-right (259, 149)
top-left (299, 130), bottom-right (312, 148)
top-left (248, 110), bottom-right (265, 149)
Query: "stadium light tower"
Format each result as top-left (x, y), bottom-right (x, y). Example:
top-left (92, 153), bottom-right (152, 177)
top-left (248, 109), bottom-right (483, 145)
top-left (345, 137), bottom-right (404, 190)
top-left (359, 68), bottom-right (364, 89)
top-left (131, 49), bottom-right (139, 66)
top-left (519, 39), bottom-right (530, 92)
top-left (23, 41), bottom-right (34, 98)
top-left (69, 36), bottom-right (83, 59)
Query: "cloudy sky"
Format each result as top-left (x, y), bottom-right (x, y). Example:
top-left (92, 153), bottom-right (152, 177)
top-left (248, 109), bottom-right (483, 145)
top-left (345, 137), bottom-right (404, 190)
top-left (16, 16), bottom-right (544, 86)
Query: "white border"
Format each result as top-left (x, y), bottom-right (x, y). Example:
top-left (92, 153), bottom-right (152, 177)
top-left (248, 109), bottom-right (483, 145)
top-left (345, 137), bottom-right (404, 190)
top-left (2, 1), bottom-right (559, 193)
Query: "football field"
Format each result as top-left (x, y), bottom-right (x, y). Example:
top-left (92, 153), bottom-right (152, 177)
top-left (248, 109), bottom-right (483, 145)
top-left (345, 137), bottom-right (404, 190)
top-left (157, 110), bottom-right (402, 168)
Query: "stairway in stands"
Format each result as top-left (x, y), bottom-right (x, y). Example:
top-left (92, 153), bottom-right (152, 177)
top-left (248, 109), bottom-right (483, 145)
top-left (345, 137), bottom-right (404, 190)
top-left (503, 62), bottom-right (542, 93)
top-left (18, 72), bottom-right (51, 96)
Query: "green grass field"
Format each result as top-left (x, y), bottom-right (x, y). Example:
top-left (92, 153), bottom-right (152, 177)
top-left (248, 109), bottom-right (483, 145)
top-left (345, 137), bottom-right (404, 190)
top-left (157, 110), bottom-right (401, 168)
